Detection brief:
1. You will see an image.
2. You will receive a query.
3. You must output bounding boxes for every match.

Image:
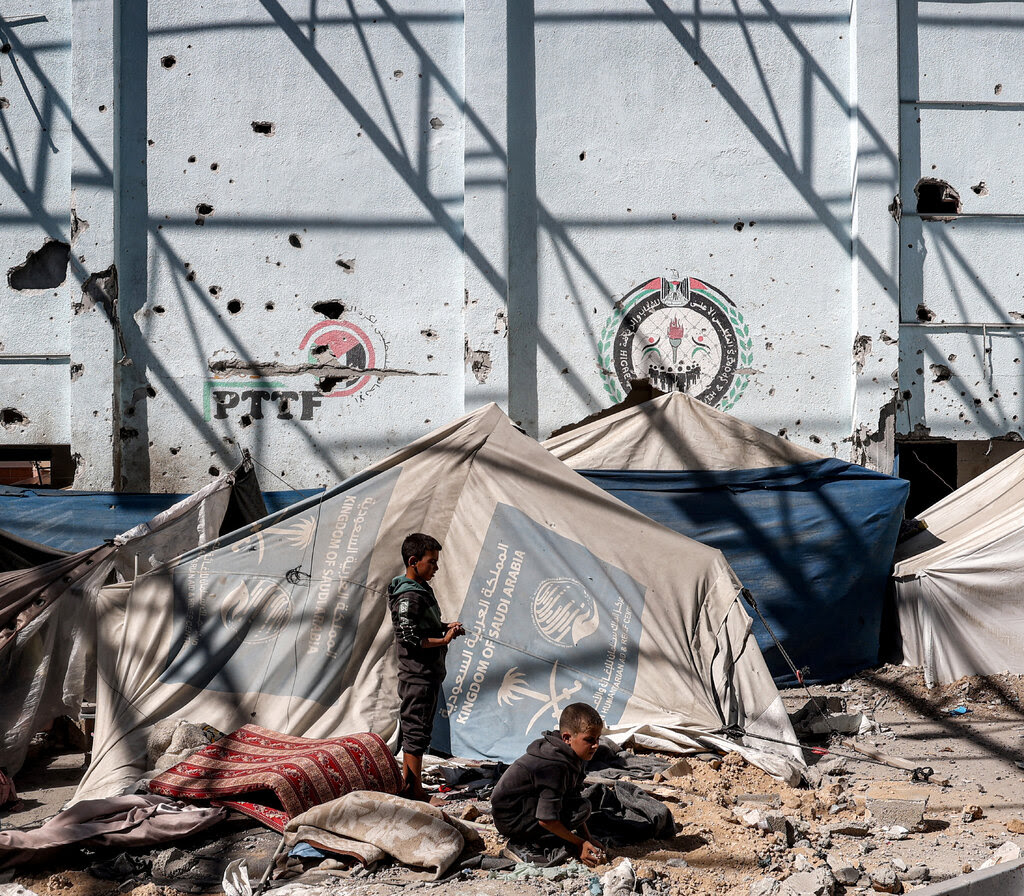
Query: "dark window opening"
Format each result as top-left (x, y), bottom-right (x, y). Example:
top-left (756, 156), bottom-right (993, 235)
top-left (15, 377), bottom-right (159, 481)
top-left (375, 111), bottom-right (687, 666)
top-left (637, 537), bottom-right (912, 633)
top-left (0, 445), bottom-right (75, 488)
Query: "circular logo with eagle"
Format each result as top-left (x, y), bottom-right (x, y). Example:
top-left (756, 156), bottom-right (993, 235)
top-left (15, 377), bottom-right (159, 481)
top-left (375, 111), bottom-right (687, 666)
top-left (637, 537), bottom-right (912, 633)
top-left (598, 276), bottom-right (753, 409)
top-left (299, 315), bottom-right (386, 398)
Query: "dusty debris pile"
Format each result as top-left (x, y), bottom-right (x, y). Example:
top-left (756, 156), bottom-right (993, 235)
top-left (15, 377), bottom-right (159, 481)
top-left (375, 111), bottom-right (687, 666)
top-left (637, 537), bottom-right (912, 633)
top-left (3, 666), bottom-right (1024, 896)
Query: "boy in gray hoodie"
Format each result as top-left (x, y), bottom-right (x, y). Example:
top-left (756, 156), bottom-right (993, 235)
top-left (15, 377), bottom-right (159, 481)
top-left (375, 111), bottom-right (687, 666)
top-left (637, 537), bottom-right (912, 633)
top-left (492, 703), bottom-right (606, 868)
top-left (388, 532), bottom-right (464, 801)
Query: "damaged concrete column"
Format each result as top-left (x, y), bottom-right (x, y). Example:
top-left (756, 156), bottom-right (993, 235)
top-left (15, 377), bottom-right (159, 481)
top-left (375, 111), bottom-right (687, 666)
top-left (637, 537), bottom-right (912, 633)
top-left (849, 0), bottom-right (900, 472)
top-left (462, 0), bottom-right (511, 413)
top-left (68, 0), bottom-right (118, 488)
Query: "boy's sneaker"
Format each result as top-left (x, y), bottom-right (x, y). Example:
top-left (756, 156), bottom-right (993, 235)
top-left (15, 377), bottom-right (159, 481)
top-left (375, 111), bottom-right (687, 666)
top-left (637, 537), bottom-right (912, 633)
top-left (502, 841), bottom-right (570, 867)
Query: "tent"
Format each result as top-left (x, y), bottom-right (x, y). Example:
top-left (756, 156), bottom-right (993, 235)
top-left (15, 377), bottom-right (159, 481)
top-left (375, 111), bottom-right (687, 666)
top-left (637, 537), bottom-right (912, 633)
top-left (544, 394), bottom-right (909, 686)
top-left (892, 448), bottom-right (1024, 687)
top-left (0, 462), bottom-right (269, 774)
top-left (75, 403), bottom-right (804, 802)
top-left (0, 477), bottom-right (311, 553)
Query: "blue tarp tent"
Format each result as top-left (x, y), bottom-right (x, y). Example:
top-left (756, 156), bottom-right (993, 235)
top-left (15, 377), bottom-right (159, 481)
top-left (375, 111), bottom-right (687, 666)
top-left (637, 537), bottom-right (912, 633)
top-left (545, 394), bottom-right (909, 686)
top-left (0, 483), bottom-right (317, 552)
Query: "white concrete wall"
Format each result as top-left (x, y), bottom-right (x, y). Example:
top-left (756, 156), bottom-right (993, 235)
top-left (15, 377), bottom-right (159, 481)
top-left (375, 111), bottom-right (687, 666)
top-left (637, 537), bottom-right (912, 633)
top-left (0, 1), bottom-right (1016, 491)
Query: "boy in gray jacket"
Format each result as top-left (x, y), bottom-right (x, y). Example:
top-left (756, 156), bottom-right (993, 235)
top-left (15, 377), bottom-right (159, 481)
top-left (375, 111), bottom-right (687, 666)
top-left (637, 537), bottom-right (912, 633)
top-left (388, 532), bottom-right (464, 800)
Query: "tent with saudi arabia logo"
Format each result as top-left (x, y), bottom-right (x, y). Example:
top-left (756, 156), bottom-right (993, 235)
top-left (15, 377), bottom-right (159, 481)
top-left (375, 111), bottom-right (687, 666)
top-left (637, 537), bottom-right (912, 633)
top-left (75, 403), bottom-right (804, 802)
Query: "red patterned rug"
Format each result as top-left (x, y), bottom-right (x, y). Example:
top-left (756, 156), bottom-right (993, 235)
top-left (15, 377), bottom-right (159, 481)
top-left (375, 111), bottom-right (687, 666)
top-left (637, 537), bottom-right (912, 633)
top-left (148, 725), bottom-right (401, 833)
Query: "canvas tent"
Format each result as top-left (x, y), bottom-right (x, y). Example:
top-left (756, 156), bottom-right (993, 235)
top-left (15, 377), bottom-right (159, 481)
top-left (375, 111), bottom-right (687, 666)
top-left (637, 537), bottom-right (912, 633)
top-left (75, 403), bottom-right (804, 803)
top-left (892, 448), bottom-right (1024, 687)
top-left (544, 394), bottom-right (909, 686)
top-left (0, 462), bottom-right (268, 775)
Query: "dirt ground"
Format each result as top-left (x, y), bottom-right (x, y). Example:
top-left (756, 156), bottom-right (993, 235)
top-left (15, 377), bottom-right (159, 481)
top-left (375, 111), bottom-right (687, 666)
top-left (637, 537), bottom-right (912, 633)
top-left (4, 663), bottom-right (1024, 896)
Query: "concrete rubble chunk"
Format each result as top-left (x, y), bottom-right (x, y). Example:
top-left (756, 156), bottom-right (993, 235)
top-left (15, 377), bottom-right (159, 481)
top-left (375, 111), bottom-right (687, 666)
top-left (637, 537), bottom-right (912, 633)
top-left (1006, 818), bottom-right (1024, 834)
top-left (979, 841), bottom-right (1023, 869)
top-left (869, 864), bottom-right (903, 894)
top-left (900, 865), bottom-right (929, 882)
top-left (863, 787), bottom-right (927, 831)
top-left (781, 866), bottom-right (837, 896)
top-left (750, 879), bottom-right (781, 896)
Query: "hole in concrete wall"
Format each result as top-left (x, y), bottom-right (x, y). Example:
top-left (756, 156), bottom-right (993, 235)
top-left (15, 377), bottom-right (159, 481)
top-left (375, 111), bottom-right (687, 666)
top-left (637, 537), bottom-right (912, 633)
top-left (119, 427), bottom-right (138, 440)
top-left (146, 385), bottom-right (157, 398)
top-left (394, 70), bottom-right (403, 78)
top-left (430, 116), bottom-right (444, 129)
top-left (153, 305), bottom-right (165, 314)
top-left (916, 303), bottom-right (936, 322)
top-left (240, 414), bottom-right (253, 428)
top-left (336, 257), bottom-right (355, 273)
top-left (196, 203), bottom-right (214, 216)
top-left (209, 465), bottom-right (220, 476)
top-left (265, 301), bottom-right (275, 311)
top-left (733, 221), bottom-right (745, 231)
top-left (972, 181), bottom-right (989, 196)
top-left (8, 239), bottom-right (71, 290)
top-left (169, 446), bottom-right (180, 455)
top-left (1, 408), bottom-right (27, 430)
top-left (579, 151), bottom-right (586, 161)
top-left (930, 363), bottom-right (952, 383)
top-left (209, 285), bottom-right (221, 296)
top-left (0, 98), bottom-right (9, 110)
top-left (311, 344), bottom-right (327, 356)
top-left (995, 83), bottom-right (1003, 95)
top-left (70, 363), bottom-right (84, 382)
top-left (915, 178), bottom-right (961, 218)
top-left (161, 55), bottom-right (176, 68)
top-left (188, 155), bottom-right (196, 163)
top-left (288, 233), bottom-right (302, 248)
top-left (210, 162), bottom-right (219, 171)
top-left (227, 299), bottom-right (242, 314)
top-left (317, 377), bottom-right (340, 393)
top-left (312, 300), bottom-right (344, 319)
top-left (252, 121), bottom-right (275, 136)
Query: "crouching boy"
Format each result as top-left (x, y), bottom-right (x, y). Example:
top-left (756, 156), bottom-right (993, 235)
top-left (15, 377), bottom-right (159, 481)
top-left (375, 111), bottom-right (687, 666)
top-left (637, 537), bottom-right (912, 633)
top-left (491, 703), bottom-right (606, 868)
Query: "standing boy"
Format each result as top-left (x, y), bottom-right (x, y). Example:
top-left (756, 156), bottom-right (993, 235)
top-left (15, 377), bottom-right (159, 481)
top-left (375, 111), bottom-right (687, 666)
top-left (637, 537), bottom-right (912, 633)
top-left (491, 703), bottom-right (607, 868)
top-left (388, 532), bottom-right (464, 801)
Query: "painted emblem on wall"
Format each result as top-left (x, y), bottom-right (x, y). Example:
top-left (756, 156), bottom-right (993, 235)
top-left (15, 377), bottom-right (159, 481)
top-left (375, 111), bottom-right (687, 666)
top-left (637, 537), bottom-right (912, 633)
top-left (299, 316), bottom-right (385, 399)
top-left (598, 276), bottom-right (753, 410)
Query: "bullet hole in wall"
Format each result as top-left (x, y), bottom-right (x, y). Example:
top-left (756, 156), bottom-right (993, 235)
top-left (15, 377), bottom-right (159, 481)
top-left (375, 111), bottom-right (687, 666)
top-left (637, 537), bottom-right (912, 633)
top-left (188, 155), bottom-right (196, 163)
top-left (209, 466), bottom-right (220, 477)
top-left (196, 203), bottom-right (214, 216)
top-left (288, 233), bottom-right (302, 248)
top-left (252, 121), bottom-right (275, 136)
top-left (318, 377), bottom-right (340, 393)
top-left (161, 55), bottom-right (176, 68)
top-left (972, 182), bottom-right (989, 196)
top-left (8, 239), bottom-right (71, 290)
top-left (915, 178), bottom-right (961, 218)
top-left (210, 162), bottom-right (219, 171)
top-left (430, 117), bottom-right (444, 129)
top-left (312, 300), bottom-right (344, 319)
top-left (1, 408), bottom-right (27, 429)
top-left (336, 258), bottom-right (355, 273)
top-left (579, 151), bottom-right (586, 161)
top-left (733, 222), bottom-right (745, 231)
top-left (930, 364), bottom-right (952, 383)
top-left (240, 414), bottom-right (253, 428)
top-left (209, 285), bottom-right (221, 296)
top-left (227, 299), bottom-right (242, 314)
top-left (169, 446), bottom-right (180, 455)
top-left (394, 70), bottom-right (403, 78)
top-left (153, 305), bottom-right (165, 314)
top-left (995, 83), bottom-right (1003, 95)
top-left (70, 363), bottom-right (84, 382)
top-left (916, 303), bottom-right (936, 322)
top-left (0, 98), bottom-right (9, 109)
top-left (265, 301), bottom-right (275, 311)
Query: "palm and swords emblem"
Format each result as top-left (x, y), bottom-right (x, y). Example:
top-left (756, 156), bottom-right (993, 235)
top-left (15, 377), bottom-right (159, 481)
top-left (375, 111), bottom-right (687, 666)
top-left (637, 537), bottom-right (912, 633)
top-left (498, 661), bottom-right (582, 732)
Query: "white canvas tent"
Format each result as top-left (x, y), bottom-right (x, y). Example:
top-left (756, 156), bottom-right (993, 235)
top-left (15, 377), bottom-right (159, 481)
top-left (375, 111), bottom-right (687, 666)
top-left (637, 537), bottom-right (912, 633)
top-left (0, 466), bottom-right (257, 774)
top-left (892, 448), bottom-right (1024, 687)
top-left (76, 404), bottom-right (803, 802)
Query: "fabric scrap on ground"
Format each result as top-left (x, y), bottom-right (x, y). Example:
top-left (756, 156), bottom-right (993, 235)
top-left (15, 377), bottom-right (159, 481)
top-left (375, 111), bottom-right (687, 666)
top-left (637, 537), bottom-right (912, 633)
top-left (280, 790), bottom-right (481, 880)
top-left (582, 781), bottom-right (676, 845)
top-left (0, 794), bottom-right (226, 868)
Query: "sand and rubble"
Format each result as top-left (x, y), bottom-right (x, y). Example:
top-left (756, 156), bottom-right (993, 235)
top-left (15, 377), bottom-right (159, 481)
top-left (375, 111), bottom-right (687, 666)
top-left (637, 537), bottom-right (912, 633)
top-left (3, 664), bottom-right (1024, 896)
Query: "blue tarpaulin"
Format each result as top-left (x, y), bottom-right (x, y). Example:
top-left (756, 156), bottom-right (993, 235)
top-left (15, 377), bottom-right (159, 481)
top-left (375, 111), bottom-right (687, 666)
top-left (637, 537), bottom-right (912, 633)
top-left (0, 485), bottom-right (319, 553)
top-left (580, 458), bottom-right (909, 686)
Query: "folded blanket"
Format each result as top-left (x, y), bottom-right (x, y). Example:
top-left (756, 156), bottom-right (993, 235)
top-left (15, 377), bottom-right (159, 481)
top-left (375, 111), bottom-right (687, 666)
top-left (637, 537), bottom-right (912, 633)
top-left (0, 795), bottom-right (226, 868)
top-left (148, 725), bottom-right (401, 832)
top-left (282, 791), bottom-right (480, 879)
